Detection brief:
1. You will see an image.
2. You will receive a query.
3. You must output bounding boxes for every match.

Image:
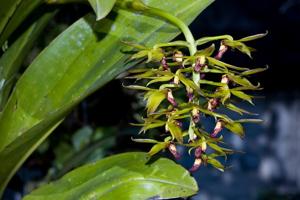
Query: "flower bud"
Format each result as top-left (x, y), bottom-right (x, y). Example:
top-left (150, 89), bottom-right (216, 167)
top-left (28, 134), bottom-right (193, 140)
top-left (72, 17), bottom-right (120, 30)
top-left (175, 120), bottom-right (183, 128)
top-left (173, 50), bottom-right (183, 62)
top-left (208, 98), bottom-right (219, 111)
top-left (200, 73), bottom-right (206, 79)
top-left (186, 87), bottom-right (194, 102)
top-left (168, 143), bottom-right (180, 159)
top-left (201, 141), bottom-right (207, 152)
top-left (221, 75), bottom-right (229, 84)
top-left (211, 120), bottom-right (223, 138)
top-left (161, 57), bottom-right (168, 70)
top-left (173, 75), bottom-right (180, 85)
top-left (215, 43), bottom-right (228, 60)
top-left (188, 124), bottom-right (197, 142)
top-left (189, 158), bottom-right (202, 172)
top-left (165, 123), bottom-right (169, 132)
top-left (167, 89), bottom-right (177, 107)
top-left (194, 147), bottom-right (202, 158)
top-left (192, 107), bottom-right (200, 123)
top-left (194, 56), bottom-right (205, 72)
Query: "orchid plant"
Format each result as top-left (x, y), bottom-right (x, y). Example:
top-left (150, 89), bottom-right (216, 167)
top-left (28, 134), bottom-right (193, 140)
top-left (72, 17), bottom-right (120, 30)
top-left (124, 0), bottom-right (267, 172)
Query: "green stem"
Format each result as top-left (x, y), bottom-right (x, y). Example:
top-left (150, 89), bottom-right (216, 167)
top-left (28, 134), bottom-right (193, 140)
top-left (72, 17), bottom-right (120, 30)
top-left (119, 0), bottom-right (197, 55)
top-left (146, 8), bottom-right (197, 55)
top-left (139, 3), bottom-right (201, 87)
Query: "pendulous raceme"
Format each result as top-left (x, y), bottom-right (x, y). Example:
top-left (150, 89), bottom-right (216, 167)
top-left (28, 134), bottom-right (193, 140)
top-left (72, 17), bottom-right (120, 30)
top-left (125, 33), bottom-right (267, 172)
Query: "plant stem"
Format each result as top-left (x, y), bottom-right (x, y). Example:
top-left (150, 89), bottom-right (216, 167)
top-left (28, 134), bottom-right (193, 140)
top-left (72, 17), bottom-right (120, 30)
top-left (118, 0), bottom-right (197, 55)
top-left (140, 5), bottom-right (201, 86)
top-left (146, 8), bottom-right (197, 55)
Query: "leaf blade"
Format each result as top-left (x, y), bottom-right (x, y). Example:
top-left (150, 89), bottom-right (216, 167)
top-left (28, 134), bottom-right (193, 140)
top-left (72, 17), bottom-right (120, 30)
top-left (88, 0), bottom-right (117, 20)
top-left (23, 152), bottom-right (198, 200)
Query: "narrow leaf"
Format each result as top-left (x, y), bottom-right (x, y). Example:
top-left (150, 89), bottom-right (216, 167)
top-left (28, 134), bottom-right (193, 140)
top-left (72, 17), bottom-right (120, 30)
top-left (224, 121), bottom-right (245, 138)
top-left (145, 90), bottom-right (166, 114)
top-left (147, 75), bottom-right (174, 86)
top-left (207, 57), bottom-right (249, 71)
top-left (199, 79), bottom-right (226, 87)
top-left (167, 121), bottom-right (183, 143)
top-left (124, 85), bottom-right (153, 91)
top-left (226, 103), bottom-right (257, 115)
top-left (0, 0), bottom-right (44, 47)
top-left (149, 142), bottom-right (169, 156)
top-left (223, 40), bottom-right (253, 58)
top-left (237, 31), bottom-right (268, 42)
top-left (131, 138), bottom-right (159, 143)
top-left (228, 74), bottom-right (257, 89)
top-left (207, 157), bottom-right (224, 172)
top-left (196, 35), bottom-right (233, 46)
top-left (235, 119), bottom-right (263, 123)
top-left (231, 90), bottom-right (254, 104)
top-left (240, 66), bottom-right (268, 76)
top-left (0, 12), bottom-right (54, 110)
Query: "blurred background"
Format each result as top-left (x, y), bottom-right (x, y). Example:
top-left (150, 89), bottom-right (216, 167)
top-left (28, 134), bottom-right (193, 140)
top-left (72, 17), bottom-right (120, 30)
top-left (3, 0), bottom-right (300, 199)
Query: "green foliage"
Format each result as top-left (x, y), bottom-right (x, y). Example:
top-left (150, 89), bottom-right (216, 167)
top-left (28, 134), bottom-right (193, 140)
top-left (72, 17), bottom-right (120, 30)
top-left (0, 0), bottom-right (266, 198)
top-left (0, 0), bottom-right (44, 47)
top-left (0, 0), bottom-right (214, 198)
top-left (0, 11), bottom-right (54, 109)
top-left (24, 152), bottom-right (198, 200)
top-left (87, 0), bottom-right (117, 20)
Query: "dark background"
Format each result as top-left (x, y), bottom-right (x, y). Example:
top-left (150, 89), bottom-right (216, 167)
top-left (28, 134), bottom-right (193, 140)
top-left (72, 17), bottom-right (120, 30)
top-left (4, 0), bottom-right (300, 200)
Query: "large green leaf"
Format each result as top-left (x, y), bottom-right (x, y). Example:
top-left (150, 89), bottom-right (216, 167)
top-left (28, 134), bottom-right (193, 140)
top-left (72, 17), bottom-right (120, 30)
top-left (0, 11), bottom-right (54, 110)
top-left (0, 0), bottom-right (43, 47)
top-left (88, 0), bottom-right (117, 20)
top-left (0, 0), bottom-right (214, 196)
top-left (0, 0), bottom-right (21, 35)
top-left (24, 152), bottom-right (198, 200)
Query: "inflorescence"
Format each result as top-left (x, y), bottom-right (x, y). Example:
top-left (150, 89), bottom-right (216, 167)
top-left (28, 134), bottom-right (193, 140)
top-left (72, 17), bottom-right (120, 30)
top-left (124, 30), bottom-right (267, 172)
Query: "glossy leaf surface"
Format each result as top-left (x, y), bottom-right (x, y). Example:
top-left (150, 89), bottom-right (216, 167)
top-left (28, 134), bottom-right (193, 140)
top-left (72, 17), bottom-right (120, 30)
top-left (0, 0), bottom-right (214, 195)
top-left (24, 152), bottom-right (198, 200)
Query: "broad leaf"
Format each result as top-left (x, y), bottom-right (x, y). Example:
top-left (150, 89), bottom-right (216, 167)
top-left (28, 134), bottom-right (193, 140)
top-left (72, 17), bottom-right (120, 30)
top-left (88, 0), bottom-right (117, 20)
top-left (0, 12), bottom-right (54, 110)
top-left (0, 0), bottom-right (43, 47)
top-left (0, 0), bottom-right (215, 195)
top-left (24, 152), bottom-right (198, 200)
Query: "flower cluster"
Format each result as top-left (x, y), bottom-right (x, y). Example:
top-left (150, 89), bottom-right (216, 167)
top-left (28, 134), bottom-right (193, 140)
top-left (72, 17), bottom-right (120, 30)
top-left (125, 33), bottom-right (267, 172)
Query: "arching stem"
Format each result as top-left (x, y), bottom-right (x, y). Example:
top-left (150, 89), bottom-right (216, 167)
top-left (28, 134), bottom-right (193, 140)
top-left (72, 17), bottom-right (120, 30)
top-left (146, 7), bottom-right (197, 55)
top-left (118, 0), bottom-right (197, 55)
